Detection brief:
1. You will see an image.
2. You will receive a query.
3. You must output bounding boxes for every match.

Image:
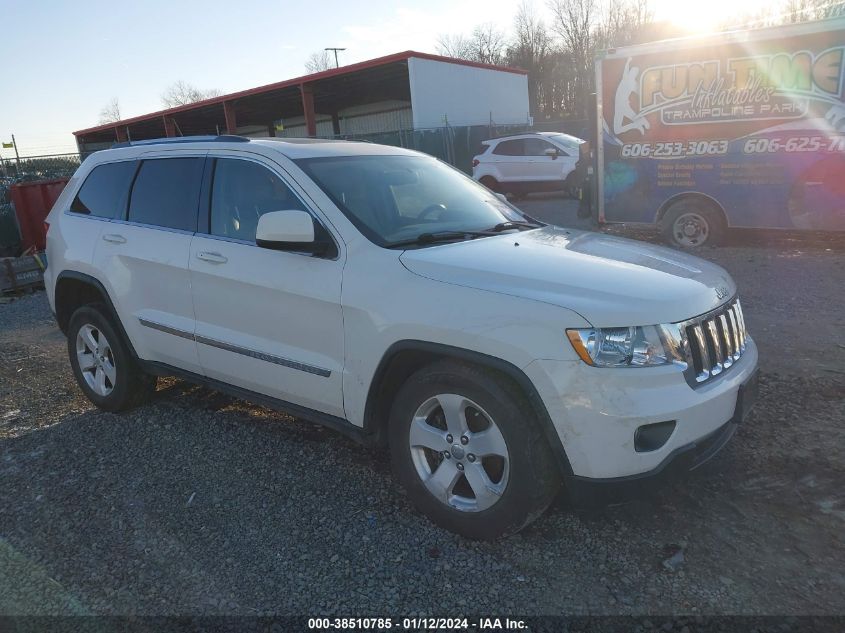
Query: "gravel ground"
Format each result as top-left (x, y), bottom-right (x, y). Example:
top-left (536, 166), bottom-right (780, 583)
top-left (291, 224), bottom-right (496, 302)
top-left (0, 217), bottom-right (843, 618)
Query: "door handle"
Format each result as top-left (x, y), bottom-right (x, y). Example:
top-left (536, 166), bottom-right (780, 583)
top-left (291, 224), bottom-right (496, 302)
top-left (196, 251), bottom-right (228, 264)
top-left (102, 233), bottom-right (126, 244)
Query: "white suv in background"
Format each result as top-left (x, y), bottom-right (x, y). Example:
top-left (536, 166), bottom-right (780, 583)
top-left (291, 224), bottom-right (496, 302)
top-left (472, 131), bottom-right (585, 198)
top-left (44, 136), bottom-right (758, 539)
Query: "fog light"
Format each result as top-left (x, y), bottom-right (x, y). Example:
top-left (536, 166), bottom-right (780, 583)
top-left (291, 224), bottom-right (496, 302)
top-left (634, 420), bottom-right (676, 453)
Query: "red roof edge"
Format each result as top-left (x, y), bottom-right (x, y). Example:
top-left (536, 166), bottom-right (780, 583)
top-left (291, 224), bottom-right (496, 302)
top-left (73, 51), bottom-right (527, 137)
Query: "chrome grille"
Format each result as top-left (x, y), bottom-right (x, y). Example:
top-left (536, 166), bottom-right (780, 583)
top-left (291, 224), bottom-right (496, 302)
top-left (682, 299), bottom-right (748, 385)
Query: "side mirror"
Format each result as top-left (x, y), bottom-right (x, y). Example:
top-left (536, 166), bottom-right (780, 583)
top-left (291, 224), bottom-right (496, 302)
top-left (544, 147), bottom-right (560, 160)
top-left (494, 193), bottom-right (508, 203)
top-left (256, 210), bottom-right (331, 255)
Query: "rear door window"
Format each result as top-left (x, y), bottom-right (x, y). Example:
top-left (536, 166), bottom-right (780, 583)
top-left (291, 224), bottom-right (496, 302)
top-left (70, 161), bottom-right (137, 219)
top-left (128, 158), bottom-right (204, 232)
top-left (492, 139), bottom-right (525, 156)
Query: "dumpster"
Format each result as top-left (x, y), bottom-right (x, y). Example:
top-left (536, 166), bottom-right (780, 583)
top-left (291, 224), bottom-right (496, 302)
top-left (9, 178), bottom-right (68, 252)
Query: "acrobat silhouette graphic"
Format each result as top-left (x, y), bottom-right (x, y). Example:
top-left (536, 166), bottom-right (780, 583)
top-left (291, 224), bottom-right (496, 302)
top-left (614, 59), bottom-right (650, 136)
top-left (826, 104), bottom-right (845, 130)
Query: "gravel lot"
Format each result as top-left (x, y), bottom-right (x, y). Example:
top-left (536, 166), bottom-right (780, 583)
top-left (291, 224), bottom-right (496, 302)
top-left (1, 203), bottom-right (843, 618)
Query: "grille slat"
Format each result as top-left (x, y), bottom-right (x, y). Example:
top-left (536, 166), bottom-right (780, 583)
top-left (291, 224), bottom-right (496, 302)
top-left (691, 323), bottom-right (711, 382)
top-left (705, 319), bottom-right (724, 376)
top-left (718, 314), bottom-right (734, 368)
top-left (683, 299), bottom-right (748, 386)
top-left (726, 308), bottom-right (741, 361)
top-left (735, 300), bottom-right (747, 351)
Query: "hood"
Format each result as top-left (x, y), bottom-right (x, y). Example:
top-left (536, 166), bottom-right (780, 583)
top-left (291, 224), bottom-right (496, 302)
top-left (399, 226), bottom-right (736, 326)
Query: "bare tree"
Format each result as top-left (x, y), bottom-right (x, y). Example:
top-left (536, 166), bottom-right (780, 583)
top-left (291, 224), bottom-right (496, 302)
top-left (437, 24), bottom-right (506, 64)
top-left (595, 0), bottom-right (652, 48)
top-left (507, 2), bottom-right (554, 115)
top-left (305, 50), bottom-right (334, 73)
top-left (98, 98), bottom-right (122, 124)
top-left (470, 23), bottom-right (507, 65)
top-left (548, 0), bottom-right (597, 117)
top-left (161, 81), bottom-right (222, 108)
top-left (436, 33), bottom-right (474, 59)
top-left (780, 0), bottom-right (844, 22)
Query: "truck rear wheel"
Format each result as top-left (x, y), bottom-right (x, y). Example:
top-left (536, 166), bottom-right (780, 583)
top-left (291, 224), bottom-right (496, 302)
top-left (661, 198), bottom-right (726, 248)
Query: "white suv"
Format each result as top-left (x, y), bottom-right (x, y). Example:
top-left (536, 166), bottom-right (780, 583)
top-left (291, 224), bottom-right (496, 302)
top-left (472, 132), bottom-right (585, 197)
top-left (45, 136), bottom-right (758, 539)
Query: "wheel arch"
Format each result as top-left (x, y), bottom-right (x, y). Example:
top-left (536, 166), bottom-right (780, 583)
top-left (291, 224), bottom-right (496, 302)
top-left (363, 340), bottom-right (575, 477)
top-left (655, 192), bottom-right (729, 227)
top-left (54, 271), bottom-right (139, 358)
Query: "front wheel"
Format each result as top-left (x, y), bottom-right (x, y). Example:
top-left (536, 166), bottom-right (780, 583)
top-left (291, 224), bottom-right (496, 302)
top-left (388, 360), bottom-right (560, 540)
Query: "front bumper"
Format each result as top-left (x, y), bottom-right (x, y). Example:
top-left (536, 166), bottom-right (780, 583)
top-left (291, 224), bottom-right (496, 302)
top-left (564, 369), bottom-right (756, 505)
top-left (524, 337), bottom-right (759, 483)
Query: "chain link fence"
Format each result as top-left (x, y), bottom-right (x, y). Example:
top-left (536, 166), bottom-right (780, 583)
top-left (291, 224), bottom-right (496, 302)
top-left (0, 154), bottom-right (89, 256)
top-left (0, 152), bottom-right (85, 182)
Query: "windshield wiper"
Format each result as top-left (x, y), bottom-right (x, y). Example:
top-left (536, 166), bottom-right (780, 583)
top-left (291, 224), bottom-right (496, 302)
top-left (489, 220), bottom-right (544, 232)
top-left (387, 230), bottom-right (497, 249)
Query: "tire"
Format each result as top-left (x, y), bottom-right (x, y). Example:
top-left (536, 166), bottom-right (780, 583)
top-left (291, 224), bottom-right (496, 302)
top-left (67, 304), bottom-right (156, 412)
top-left (661, 198), bottom-right (726, 248)
top-left (388, 360), bottom-right (560, 540)
top-left (478, 176), bottom-right (500, 193)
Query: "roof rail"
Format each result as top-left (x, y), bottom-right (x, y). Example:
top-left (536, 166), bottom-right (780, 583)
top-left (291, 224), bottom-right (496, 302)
top-left (111, 135), bottom-right (249, 149)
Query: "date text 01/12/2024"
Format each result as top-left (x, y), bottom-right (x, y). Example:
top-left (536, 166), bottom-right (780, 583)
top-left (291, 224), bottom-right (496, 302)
top-left (307, 617), bottom-right (528, 630)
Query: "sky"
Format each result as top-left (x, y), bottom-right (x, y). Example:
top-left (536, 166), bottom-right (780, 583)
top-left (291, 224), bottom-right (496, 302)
top-left (0, 0), bottom-right (771, 158)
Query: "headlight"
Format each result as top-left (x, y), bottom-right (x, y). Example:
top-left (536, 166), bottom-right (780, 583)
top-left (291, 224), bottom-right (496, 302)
top-left (566, 324), bottom-right (687, 368)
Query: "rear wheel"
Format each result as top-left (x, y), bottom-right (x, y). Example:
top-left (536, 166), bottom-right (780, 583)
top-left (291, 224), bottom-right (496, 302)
top-left (67, 304), bottom-right (156, 412)
top-left (388, 360), bottom-right (559, 539)
top-left (661, 198), bottom-right (726, 248)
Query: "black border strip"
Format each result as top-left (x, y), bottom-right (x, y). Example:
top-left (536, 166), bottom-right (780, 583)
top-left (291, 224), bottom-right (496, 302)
top-left (138, 317), bottom-right (331, 378)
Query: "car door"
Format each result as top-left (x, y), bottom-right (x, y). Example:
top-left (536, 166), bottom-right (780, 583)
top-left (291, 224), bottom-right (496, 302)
top-left (189, 153), bottom-right (345, 418)
top-left (490, 138), bottom-right (528, 182)
top-left (523, 137), bottom-right (570, 183)
top-left (92, 152), bottom-right (205, 373)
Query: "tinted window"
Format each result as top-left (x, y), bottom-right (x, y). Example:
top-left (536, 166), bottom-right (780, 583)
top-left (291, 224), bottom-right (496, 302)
top-left (209, 159), bottom-right (307, 241)
top-left (70, 161), bottom-right (137, 218)
top-left (492, 139), bottom-right (524, 156)
top-left (128, 158), bottom-right (203, 231)
top-left (524, 138), bottom-right (561, 156)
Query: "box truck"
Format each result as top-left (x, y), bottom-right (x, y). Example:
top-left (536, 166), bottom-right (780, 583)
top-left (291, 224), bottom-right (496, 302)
top-left (595, 17), bottom-right (845, 247)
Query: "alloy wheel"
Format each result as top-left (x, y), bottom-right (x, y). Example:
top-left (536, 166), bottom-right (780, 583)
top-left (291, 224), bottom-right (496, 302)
top-left (76, 324), bottom-right (116, 397)
top-left (408, 394), bottom-right (509, 512)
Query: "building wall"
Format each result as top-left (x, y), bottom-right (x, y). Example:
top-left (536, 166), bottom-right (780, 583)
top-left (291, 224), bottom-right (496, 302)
top-left (407, 57), bottom-right (529, 128)
top-left (274, 100), bottom-right (412, 138)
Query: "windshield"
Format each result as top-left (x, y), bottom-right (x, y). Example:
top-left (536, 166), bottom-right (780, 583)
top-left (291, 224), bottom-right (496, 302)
top-left (295, 154), bottom-right (532, 247)
top-left (547, 133), bottom-right (584, 152)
